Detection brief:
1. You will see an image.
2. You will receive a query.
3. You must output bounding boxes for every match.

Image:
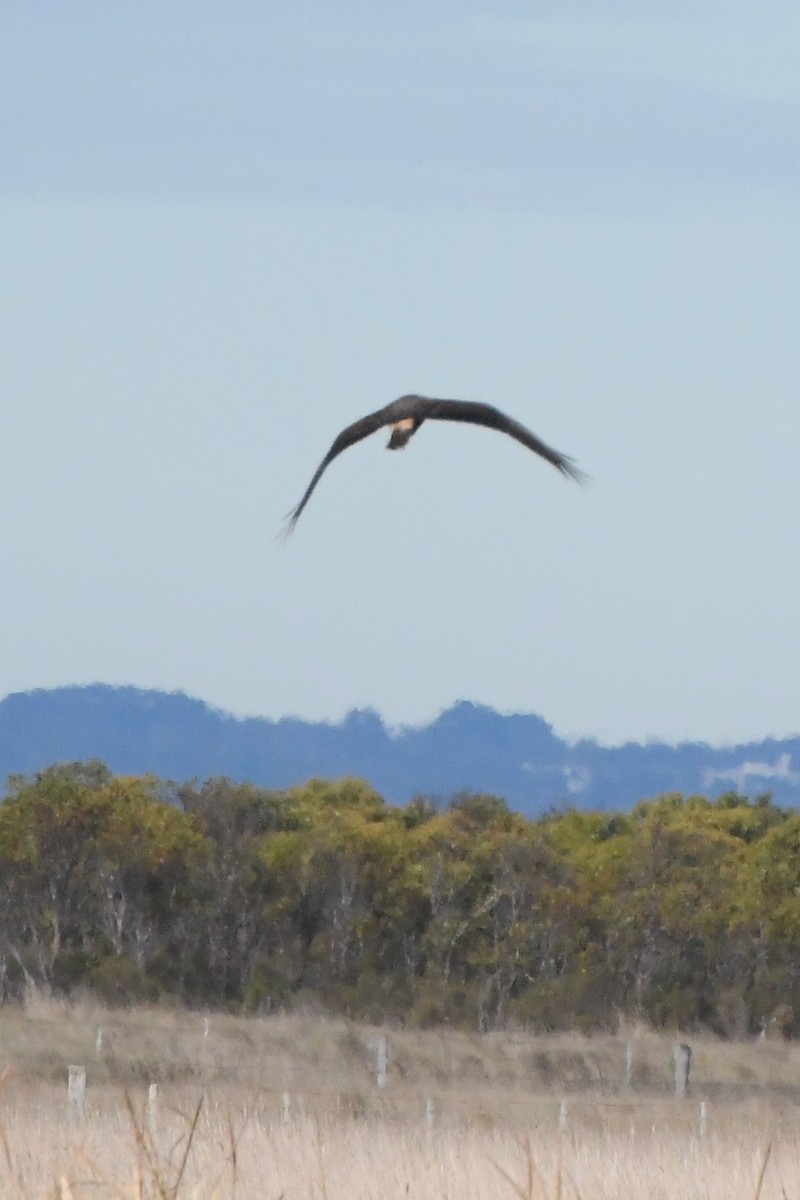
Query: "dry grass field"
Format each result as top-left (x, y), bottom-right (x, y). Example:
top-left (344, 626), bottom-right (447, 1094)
top-left (2, 998), bottom-right (800, 1198)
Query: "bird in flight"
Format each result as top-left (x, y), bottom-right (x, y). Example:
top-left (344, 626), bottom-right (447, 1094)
top-left (282, 393), bottom-right (585, 535)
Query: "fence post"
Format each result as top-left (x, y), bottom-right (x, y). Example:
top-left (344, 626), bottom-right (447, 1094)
top-left (673, 1043), bottom-right (692, 1098)
top-left (200, 1017), bottom-right (211, 1069)
top-left (95, 1026), bottom-right (103, 1055)
top-left (624, 1040), bottom-right (633, 1092)
top-left (68, 1065), bottom-right (86, 1123)
top-left (147, 1083), bottom-right (158, 1140)
top-left (281, 1092), bottom-right (291, 1124)
top-left (559, 1099), bottom-right (569, 1133)
top-left (376, 1036), bottom-right (389, 1090)
top-left (699, 1100), bottom-right (707, 1138)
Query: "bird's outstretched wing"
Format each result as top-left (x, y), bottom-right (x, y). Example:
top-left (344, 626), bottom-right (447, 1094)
top-left (280, 403), bottom-right (399, 537)
top-left (422, 398), bottom-right (587, 483)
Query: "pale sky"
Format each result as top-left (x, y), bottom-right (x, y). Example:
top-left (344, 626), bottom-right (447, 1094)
top-left (2, 3), bottom-right (799, 746)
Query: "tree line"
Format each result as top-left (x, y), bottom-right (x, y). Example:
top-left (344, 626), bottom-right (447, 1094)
top-left (0, 761), bottom-right (797, 1036)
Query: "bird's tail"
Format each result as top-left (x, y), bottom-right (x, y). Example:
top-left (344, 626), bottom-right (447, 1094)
top-left (387, 418), bottom-right (419, 449)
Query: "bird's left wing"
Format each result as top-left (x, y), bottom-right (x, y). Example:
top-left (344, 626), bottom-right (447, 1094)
top-left (280, 404), bottom-right (396, 536)
top-left (424, 398), bottom-right (586, 482)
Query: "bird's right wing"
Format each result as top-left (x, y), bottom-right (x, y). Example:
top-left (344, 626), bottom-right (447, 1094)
top-left (280, 404), bottom-right (396, 536)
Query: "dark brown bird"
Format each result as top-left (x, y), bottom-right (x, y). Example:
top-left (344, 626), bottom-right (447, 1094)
top-left (282, 393), bottom-right (585, 535)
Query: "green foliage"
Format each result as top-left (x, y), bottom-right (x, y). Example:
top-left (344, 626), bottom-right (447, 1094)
top-left (3, 765), bottom-right (800, 1034)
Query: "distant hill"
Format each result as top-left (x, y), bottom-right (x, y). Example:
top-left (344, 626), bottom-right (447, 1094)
top-left (1, 684), bottom-right (800, 814)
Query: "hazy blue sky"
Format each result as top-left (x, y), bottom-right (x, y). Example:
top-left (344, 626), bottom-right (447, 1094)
top-left (3, 3), bottom-right (799, 745)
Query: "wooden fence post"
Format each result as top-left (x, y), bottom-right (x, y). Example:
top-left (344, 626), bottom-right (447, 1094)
top-left (68, 1065), bottom-right (86, 1123)
top-left (376, 1036), bottom-right (389, 1090)
top-left (147, 1083), bottom-right (158, 1140)
top-left (699, 1100), bottom-right (708, 1138)
top-left (624, 1040), bottom-right (633, 1092)
top-left (673, 1042), bottom-right (692, 1098)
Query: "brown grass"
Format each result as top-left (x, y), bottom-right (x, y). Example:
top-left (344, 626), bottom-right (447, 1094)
top-left (10, 996), bottom-right (800, 1100)
top-left (0, 1090), bottom-right (796, 1200)
top-left (1, 999), bottom-right (799, 1198)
